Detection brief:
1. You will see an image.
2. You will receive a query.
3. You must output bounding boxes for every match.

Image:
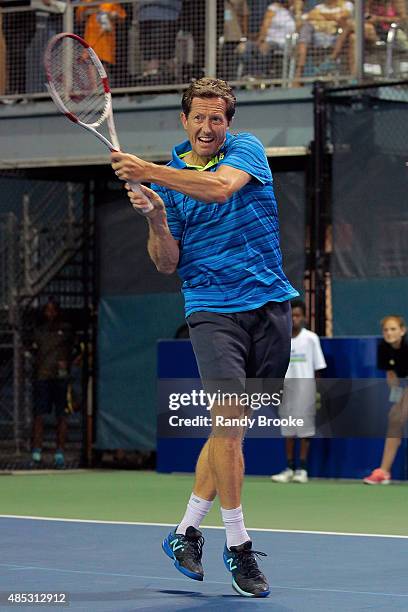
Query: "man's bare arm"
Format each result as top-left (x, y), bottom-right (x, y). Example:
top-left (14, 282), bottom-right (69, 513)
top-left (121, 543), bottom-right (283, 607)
top-left (126, 183), bottom-right (179, 274)
top-left (112, 153), bottom-right (252, 203)
top-left (147, 216), bottom-right (180, 274)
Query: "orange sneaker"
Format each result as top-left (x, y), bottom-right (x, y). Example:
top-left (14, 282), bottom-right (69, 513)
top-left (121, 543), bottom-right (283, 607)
top-left (363, 468), bottom-right (391, 485)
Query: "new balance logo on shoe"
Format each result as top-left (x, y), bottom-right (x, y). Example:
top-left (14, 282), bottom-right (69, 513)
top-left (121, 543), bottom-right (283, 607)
top-left (226, 557), bottom-right (237, 571)
top-left (170, 538), bottom-right (184, 552)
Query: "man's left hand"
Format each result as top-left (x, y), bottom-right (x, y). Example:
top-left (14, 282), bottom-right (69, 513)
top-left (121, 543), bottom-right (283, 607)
top-left (111, 152), bottom-right (152, 183)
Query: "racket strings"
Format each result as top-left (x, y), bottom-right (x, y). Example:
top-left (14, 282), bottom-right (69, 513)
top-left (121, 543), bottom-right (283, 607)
top-left (48, 38), bottom-right (109, 126)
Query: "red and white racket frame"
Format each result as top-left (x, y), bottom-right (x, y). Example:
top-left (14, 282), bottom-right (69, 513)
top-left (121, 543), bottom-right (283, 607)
top-left (44, 32), bottom-right (153, 212)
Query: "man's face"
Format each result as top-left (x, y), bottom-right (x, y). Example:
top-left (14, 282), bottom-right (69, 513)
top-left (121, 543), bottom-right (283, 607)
top-left (382, 319), bottom-right (405, 346)
top-left (181, 97), bottom-right (230, 161)
top-left (292, 307), bottom-right (305, 332)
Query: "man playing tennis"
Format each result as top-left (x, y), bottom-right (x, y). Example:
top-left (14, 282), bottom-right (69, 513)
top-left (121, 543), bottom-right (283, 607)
top-left (111, 78), bottom-right (298, 597)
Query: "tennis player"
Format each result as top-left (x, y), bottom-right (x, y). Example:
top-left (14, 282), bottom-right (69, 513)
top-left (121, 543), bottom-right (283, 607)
top-left (111, 78), bottom-right (298, 597)
top-left (364, 315), bottom-right (408, 485)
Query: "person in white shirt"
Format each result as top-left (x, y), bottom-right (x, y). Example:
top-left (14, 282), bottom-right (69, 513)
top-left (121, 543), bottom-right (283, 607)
top-left (292, 0), bottom-right (353, 86)
top-left (271, 299), bottom-right (327, 483)
top-left (240, 0), bottom-right (297, 78)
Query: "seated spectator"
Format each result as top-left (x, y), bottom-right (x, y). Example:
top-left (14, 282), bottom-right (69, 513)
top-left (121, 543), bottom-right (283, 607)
top-left (221, 0), bottom-right (249, 80)
top-left (317, 0), bottom-right (408, 77)
top-left (241, 0), bottom-right (298, 78)
top-left (292, 0), bottom-right (353, 85)
top-left (76, 0), bottom-right (126, 86)
top-left (138, 0), bottom-right (182, 84)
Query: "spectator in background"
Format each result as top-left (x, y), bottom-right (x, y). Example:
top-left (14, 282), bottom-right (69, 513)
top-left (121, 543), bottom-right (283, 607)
top-left (364, 315), bottom-right (408, 485)
top-left (292, 0), bottom-right (353, 85)
top-left (138, 0), bottom-right (182, 83)
top-left (271, 299), bottom-right (326, 483)
top-left (241, 0), bottom-right (298, 78)
top-left (221, 0), bottom-right (249, 80)
top-left (26, 0), bottom-right (66, 94)
top-left (30, 298), bottom-right (75, 469)
top-left (317, 0), bottom-right (408, 77)
top-left (76, 0), bottom-right (126, 86)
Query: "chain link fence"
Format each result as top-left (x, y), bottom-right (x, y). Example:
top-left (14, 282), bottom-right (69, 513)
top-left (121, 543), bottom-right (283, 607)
top-left (1, 0), bottom-right (407, 97)
top-left (0, 175), bottom-right (91, 469)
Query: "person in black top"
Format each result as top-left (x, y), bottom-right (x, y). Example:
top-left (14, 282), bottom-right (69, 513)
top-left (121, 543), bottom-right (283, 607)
top-left (364, 315), bottom-right (408, 485)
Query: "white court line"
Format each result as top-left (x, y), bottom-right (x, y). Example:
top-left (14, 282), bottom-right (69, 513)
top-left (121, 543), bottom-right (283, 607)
top-left (1, 515), bottom-right (408, 539)
top-left (1, 563), bottom-right (408, 599)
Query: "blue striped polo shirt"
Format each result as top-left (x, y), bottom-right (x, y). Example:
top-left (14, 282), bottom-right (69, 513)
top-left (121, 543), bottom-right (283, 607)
top-left (152, 131), bottom-right (298, 317)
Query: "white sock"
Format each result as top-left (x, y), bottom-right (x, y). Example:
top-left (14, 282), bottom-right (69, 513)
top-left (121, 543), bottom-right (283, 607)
top-left (176, 493), bottom-right (214, 535)
top-left (221, 505), bottom-right (250, 549)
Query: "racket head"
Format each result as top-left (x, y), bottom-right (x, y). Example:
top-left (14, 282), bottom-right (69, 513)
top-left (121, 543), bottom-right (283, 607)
top-left (44, 32), bottom-right (112, 130)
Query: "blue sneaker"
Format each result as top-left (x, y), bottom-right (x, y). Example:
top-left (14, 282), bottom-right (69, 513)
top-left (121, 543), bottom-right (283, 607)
top-left (162, 526), bottom-right (204, 581)
top-left (54, 450), bottom-right (65, 469)
top-left (223, 540), bottom-right (270, 597)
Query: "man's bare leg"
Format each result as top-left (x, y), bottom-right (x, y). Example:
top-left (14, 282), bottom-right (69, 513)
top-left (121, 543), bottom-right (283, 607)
top-left (175, 440), bottom-right (216, 535)
top-left (208, 435), bottom-right (244, 509)
top-left (193, 438), bottom-right (217, 501)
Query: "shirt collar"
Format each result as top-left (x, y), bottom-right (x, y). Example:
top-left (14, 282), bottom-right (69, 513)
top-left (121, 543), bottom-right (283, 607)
top-left (170, 132), bottom-right (232, 169)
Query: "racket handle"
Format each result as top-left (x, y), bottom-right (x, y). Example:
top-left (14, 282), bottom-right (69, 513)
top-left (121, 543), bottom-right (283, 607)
top-left (128, 181), bottom-right (154, 213)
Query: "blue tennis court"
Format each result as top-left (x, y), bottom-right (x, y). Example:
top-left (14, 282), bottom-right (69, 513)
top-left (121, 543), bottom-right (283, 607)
top-left (1, 516), bottom-right (407, 611)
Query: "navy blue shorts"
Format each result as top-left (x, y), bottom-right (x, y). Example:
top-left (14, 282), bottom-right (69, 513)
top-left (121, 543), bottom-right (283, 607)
top-left (33, 379), bottom-right (68, 418)
top-left (186, 300), bottom-right (291, 383)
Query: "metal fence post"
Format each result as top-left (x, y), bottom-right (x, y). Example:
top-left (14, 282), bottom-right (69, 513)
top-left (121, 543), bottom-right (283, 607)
top-left (205, 0), bottom-right (217, 77)
top-left (354, 0), bottom-right (365, 83)
top-left (63, 0), bottom-right (74, 33)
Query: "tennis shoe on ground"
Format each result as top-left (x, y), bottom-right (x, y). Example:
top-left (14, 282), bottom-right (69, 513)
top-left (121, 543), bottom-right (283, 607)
top-left (223, 540), bottom-right (270, 597)
top-left (292, 469), bottom-right (308, 483)
top-left (363, 468), bottom-right (391, 485)
top-left (271, 467), bottom-right (293, 483)
top-left (162, 526), bottom-right (204, 581)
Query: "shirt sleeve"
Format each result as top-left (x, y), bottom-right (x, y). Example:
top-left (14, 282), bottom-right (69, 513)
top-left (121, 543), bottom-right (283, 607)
top-left (217, 133), bottom-right (272, 185)
top-left (312, 334), bottom-right (327, 371)
top-left (150, 183), bottom-right (184, 241)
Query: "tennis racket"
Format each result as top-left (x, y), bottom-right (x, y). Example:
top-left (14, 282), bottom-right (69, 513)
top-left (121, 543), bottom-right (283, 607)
top-left (44, 32), bottom-right (153, 213)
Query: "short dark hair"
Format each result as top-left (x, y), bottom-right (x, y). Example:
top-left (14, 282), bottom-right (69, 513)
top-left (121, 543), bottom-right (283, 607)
top-left (181, 78), bottom-right (236, 122)
top-left (291, 299), bottom-right (306, 316)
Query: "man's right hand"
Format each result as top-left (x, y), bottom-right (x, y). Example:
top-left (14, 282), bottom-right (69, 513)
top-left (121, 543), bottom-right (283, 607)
top-left (125, 183), bottom-right (165, 220)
